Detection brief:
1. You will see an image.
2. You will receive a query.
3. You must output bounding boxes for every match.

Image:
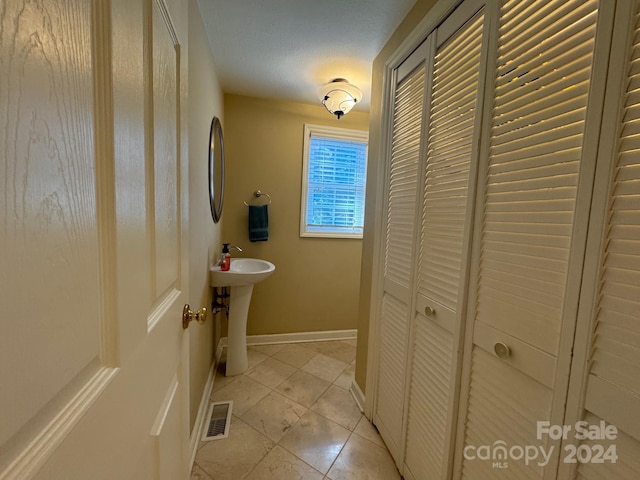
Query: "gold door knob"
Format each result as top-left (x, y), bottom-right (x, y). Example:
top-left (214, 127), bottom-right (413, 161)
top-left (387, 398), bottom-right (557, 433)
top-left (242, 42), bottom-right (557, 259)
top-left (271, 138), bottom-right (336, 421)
top-left (494, 342), bottom-right (511, 359)
top-left (182, 304), bottom-right (207, 329)
top-left (424, 306), bottom-right (436, 316)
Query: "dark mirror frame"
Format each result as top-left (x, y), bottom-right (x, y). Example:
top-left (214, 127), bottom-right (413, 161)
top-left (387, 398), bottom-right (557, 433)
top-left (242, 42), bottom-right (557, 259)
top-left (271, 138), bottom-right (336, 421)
top-left (208, 116), bottom-right (225, 224)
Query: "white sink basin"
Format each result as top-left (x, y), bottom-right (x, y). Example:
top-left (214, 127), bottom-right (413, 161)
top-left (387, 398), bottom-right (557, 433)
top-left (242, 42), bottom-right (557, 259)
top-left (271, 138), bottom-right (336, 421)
top-left (210, 258), bottom-right (276, 376)
top-left (210, 258), bottom-right (275, 287)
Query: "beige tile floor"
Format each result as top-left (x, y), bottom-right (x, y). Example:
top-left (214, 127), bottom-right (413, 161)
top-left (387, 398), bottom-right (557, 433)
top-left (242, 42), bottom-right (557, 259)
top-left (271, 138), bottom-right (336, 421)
top-left (190, 340), bottom-right (401, 480)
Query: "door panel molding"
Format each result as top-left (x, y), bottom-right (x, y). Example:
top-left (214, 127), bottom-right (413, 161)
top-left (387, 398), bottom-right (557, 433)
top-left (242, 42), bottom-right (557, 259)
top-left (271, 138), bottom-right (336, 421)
top-left (148, 287), bottom-right (182, 332)
top-left (151, 0), bottom-right (181, 303)
top-left (0, 0), bottom-right (114, 475)
top-left (1, 366), bottom-right (118, 479)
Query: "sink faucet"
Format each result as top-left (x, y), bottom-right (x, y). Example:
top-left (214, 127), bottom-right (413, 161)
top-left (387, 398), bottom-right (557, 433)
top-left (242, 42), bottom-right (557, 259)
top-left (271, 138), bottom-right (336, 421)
top-left (219, 244), bottom-right (243, 267)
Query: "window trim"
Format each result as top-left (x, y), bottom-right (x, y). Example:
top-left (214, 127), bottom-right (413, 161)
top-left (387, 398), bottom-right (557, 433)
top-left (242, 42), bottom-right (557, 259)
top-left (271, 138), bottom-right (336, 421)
top-left (300, 123), bottom-right (369, 239)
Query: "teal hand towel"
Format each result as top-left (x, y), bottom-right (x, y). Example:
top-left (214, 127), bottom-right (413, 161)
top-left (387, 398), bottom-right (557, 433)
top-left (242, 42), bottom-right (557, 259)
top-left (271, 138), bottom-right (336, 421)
top-left (248, 205), bottom-right (269, 242)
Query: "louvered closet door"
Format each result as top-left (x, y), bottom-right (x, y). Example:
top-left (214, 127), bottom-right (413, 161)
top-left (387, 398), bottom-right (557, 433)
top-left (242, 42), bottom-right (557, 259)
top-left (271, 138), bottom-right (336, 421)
top-left (457, 1), bottom-right (600, 478)
top-left (404, 3), bottom-right (486, 480)
top-left (374, 41), bottom-right (429, 462)
top-left (560, 2), bottom-right (640, 478)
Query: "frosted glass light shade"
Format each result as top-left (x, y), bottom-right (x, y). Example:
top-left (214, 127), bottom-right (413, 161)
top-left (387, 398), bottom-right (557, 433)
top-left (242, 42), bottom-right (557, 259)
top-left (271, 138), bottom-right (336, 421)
top-left (319, 78), bottom-right (362, 119)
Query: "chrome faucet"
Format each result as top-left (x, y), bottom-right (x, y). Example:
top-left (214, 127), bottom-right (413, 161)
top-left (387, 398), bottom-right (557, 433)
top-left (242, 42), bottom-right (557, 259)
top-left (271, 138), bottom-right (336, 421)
top-left (228, 245), bottom-right (243, 253)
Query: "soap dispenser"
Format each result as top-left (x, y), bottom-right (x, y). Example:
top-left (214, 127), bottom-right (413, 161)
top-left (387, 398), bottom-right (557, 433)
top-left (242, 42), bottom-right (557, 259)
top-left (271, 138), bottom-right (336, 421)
top-left (220, 243), bottom-right (231, 271)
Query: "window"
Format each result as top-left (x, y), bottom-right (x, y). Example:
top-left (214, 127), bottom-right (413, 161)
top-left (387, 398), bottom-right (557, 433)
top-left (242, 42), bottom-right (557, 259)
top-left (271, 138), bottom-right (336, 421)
top-left (300, 124), bottom-right (368, 238)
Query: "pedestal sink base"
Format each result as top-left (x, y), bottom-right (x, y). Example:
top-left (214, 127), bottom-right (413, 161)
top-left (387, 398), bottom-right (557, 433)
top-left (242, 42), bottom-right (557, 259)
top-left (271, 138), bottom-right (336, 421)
top-left (225, 284), bottom-right (253, 376)
top-left (209, 258), bottom-right (275, 376)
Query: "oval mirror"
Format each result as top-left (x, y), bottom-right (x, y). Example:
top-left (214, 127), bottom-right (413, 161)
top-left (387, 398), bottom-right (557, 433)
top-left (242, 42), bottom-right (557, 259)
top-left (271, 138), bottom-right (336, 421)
top-left (208, 116), bottom-right (225, 223)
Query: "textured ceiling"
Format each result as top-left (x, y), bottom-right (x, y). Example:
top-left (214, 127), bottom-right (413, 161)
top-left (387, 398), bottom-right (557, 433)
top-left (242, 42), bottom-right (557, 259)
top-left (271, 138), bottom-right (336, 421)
top-left (198, 0), bottom-right (418, 112)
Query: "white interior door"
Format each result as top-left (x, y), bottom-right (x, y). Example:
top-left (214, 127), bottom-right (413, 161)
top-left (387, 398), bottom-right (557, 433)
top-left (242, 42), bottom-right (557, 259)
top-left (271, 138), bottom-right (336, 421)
top-left (372, 39), bottom-right (430, 464)
top-left (561, 2), bottom-right (640, 478)
top-left (404, 3), bottom-right (487, 479)
top-left (454, 1), bottom-right (605, 478)
top-left (0, 0), bottom-right (191, 478)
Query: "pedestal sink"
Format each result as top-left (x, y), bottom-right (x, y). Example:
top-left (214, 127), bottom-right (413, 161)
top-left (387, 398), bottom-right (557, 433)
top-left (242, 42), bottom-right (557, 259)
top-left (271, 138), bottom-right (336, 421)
top-left (210, 258), bottom-right (275, 376)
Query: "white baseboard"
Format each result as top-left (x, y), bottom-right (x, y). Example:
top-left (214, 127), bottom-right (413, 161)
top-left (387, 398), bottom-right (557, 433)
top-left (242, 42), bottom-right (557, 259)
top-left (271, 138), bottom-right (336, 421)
top-left (188, 340), bottom-right (224, 470)
top-left (219, 329), bottom-right (357, 347)
top-left (213, 337), bottom-right (225, 364)
top-left (350, 379), bottom-right (366, 414)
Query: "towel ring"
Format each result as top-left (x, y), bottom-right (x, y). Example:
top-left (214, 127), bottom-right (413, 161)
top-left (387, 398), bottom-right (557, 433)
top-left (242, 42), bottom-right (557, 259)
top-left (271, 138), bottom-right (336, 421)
top-left (244, 190), bottom-right (272, 206)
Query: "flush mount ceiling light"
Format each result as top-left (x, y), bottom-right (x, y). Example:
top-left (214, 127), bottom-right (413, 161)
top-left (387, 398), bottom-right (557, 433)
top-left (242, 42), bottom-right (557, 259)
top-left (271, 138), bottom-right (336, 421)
top-left (319, 78), bottom-right (362, 119)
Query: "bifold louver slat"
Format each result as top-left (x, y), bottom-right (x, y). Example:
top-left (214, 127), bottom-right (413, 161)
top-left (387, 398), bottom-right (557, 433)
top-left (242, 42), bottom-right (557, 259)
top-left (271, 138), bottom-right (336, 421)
top-left (575, 5), bottom-right (640, 478)
top-left (376, 294), bottom-right (411, 450)
top-left (375, 58), bottom-right (426, 459)
top-left (461, 1), bottom-right (598, 478)
top-left (476, 0), bottom-right (597, 352)
top-left (385, 67), bottom-right (425, 289)
top-left (405, 316), bottom-right (455, 478)
top-left (418, 13), bottom-right (483, 311)
top-left (405, 8), bottom-right (485, 480)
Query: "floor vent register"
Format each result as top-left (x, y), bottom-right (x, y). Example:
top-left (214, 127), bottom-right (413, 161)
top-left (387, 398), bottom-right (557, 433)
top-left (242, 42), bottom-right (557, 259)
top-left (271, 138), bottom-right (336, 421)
top-left (201, 401), bottom-right (233, 441)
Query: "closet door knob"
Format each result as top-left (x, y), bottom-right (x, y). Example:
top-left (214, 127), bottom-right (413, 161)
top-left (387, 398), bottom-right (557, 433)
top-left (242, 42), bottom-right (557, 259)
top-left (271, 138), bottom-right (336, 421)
top-left (424, 306), bottom-right (435, 316)
top-left (494, 342), bottom-right (511, 359)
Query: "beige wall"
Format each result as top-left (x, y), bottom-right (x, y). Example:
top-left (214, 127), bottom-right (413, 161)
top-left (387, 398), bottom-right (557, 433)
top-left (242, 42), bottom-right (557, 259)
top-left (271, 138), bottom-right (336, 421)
top-left (222, 94), bottom-right (369, 336)
top-left (355, 0), bottom-right (439, 393)
top-left (187, 0), bottom-right (223, 430)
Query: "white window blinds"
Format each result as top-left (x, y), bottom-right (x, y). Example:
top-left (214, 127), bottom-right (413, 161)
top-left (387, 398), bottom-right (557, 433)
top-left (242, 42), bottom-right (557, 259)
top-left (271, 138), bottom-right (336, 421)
top-left (301, 124), bottom-right (368, 238)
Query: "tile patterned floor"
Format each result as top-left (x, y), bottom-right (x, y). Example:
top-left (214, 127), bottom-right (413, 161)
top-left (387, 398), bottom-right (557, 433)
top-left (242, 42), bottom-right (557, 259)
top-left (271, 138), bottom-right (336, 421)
top-left (190, 340), bottom-right (401, 480)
